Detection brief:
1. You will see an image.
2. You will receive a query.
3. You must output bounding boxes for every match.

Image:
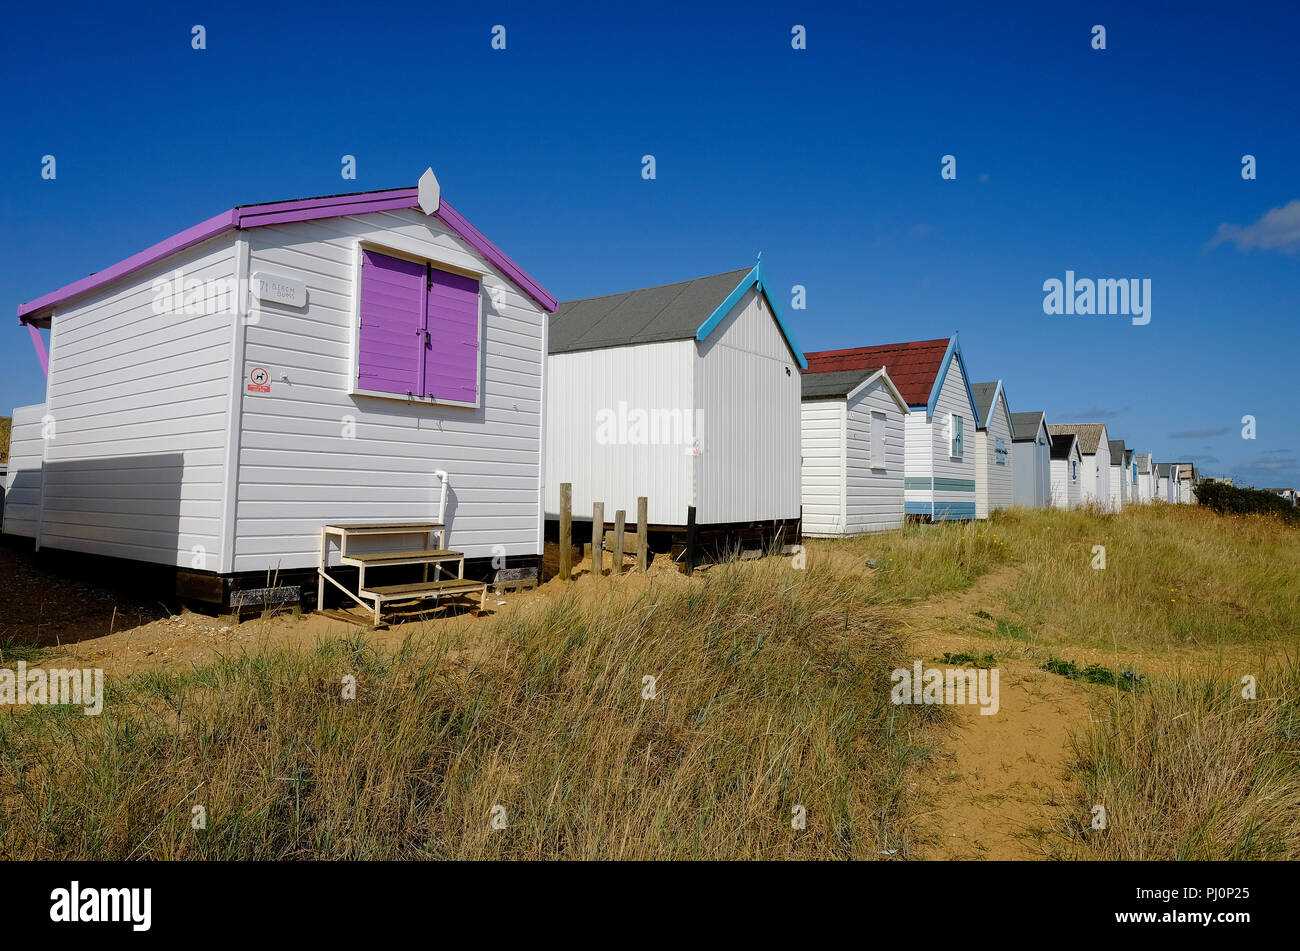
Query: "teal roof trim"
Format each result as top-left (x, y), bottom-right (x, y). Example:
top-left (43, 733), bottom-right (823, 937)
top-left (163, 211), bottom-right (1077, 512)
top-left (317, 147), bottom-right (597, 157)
top-left (694, 257), bottom-right (808, 370)
top-left (926, 334), bottom-right (979, 422)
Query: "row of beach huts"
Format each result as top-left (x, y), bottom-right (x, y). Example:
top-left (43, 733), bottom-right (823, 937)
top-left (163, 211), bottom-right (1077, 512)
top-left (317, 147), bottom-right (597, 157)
top-left (2, 173), bottom-right (1203, 614)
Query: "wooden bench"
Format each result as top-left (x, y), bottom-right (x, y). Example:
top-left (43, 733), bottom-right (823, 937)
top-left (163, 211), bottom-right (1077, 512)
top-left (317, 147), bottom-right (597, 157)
top-left (317, 522), bottom-right (487, 626)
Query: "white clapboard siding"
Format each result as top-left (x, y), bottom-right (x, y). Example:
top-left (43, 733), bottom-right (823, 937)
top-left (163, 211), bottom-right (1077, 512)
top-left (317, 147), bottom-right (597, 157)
top-left (234, 208), bottom-right (547, 573)
top-left (975, 393), bottom-right (1014, 519)
top-left (1084, 429), bottom-right (1110, 509)
top-left (1012, 423), bottom-right (1052, 508)
top-left (696, 287), bottom-right (801, 524)
top-left (545, 286), bottom-right (800, 529)
top-left (1109, 464), bottom-right (1125, 512)
top-left (545, 339), bottom-right (695, 526)
top-left (909, 356), bottom-right (977, 520)
top-left (799, 399), bottom-right (844, 536)
top-left (1050, 444), bottom-right (1082, 509)
top-left (800, 377), bottom-right (906, 537)
top-left (38, 234), bottom-right (236, 567)
top-left (844, 378), bottom-right (905, 533)
top-left (2, 403), bottom-right (47, 538)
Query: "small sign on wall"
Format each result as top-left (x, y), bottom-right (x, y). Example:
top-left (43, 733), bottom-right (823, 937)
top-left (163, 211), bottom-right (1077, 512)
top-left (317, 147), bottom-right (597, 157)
top-left (247, 366), bottom-right (271, 393)
top-left (251, 271), bottom-right (307, 308)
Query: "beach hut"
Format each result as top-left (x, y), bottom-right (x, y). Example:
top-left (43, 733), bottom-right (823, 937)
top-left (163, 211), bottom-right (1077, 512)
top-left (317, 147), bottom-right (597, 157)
top-left (1049, 432), bottom-right (1082, 509)
top-left (6, 169), bottom-right (556, 614)
top-left (804, 336), bottom-right (980, 520)
top-left (1156, 463), bottom-right (1175, 502)
top-left (1135, 453), bottom-right (1155, 503)
top-left (799, 367), bottom-right (910, 536)
top-left (1047, 423), bottom-right (1111, 509)
top-left (971, 381), bottom-right (1015, 518)
top-left (1175, 463), bottom-right (1198, 503)
top-left (1107, 439), bottom-right (1129, 511)
top-left (544, 260), bottom-right (805, 550)
top-left (1010, 411), bottom-right (1052, 508)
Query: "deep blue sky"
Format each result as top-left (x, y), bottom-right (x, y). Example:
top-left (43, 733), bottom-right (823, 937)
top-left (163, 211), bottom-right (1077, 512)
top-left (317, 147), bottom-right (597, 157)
top-left (2, 1), bottom-right (1296, 485)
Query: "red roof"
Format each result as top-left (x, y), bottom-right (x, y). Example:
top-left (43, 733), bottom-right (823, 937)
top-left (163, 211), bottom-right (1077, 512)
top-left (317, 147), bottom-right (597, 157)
top-left (803, 338), bottom-right (951, 406)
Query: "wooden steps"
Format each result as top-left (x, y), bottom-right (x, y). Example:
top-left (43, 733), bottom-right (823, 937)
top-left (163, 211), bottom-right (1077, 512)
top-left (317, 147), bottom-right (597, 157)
top-left (341, 548), bottom-right (462, 566)
top-left (318, 521), bottom-right (484, 626)
top-left (323, 521), bottom-right (444, 535)
top-left (360, 579), bottom-right (487, 598)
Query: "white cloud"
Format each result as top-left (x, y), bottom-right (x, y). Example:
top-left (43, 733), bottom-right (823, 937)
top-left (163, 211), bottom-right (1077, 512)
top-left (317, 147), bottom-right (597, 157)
top-left (1208, 199), bottom-right (1300, 255)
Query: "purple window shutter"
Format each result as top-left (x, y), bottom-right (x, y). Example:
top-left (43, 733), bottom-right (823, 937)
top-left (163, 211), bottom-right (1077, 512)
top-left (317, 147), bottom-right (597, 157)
top-left (423, 266), bottom-right (480, 402)
top-left (358, 249), bottom-right (425, 395)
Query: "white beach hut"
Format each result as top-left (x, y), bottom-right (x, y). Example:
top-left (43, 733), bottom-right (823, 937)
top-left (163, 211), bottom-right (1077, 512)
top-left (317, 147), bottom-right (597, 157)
top-left (799, 367), bottom-right (910, 536)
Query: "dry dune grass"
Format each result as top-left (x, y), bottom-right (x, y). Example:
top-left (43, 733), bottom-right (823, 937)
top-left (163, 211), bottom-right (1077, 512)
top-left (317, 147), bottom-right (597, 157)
top-left (1060, 655), bottom-right (1300, 859)
top-left (1, 502), bottom-right (1296, 860)
top-left (0, 558), bottom-right (936, 860)
top-left (991, 503), bottom-right (1300, 652)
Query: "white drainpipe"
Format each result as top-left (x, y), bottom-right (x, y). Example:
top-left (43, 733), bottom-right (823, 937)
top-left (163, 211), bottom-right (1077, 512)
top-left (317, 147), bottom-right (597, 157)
top-left (433, 469), bottom-right (450, 581)
top-left (435, 469), bottom-right (450, 527)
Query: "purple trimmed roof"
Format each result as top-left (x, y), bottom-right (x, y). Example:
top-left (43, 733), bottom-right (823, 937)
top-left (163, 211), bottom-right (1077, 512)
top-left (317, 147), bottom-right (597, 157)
top-left (17, 185), bottom-right (557, 323)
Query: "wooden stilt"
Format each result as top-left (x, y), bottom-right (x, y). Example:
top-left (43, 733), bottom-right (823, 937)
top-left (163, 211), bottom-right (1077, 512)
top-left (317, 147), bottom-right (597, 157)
top-left (636, 496), bottom-right (648, 572)
top-left (684, 505), bottom-right (697, 576)
top-left (613, 509), bottom-right (625, 573)
top-left (559, 482), bottom-right (573, 581)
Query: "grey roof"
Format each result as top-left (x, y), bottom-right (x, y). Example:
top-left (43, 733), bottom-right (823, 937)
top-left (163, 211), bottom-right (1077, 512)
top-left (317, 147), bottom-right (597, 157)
top-left (1157, 462), bottom-right (1172, 477)
top-left (1048, 423), bottom-right (1106, 455)
top-left (1010, 411), bottom-right (1048, 442)
top-left (1135, 453), bottom-right (1152, 472)
top-left (1049, 432), bottom-right (1077, 460)
top-left (971, 382), bottom-right (1000, 429)
top-left (1109, 439), bottom-right (1127, 465)
top-left (549, 267), bottom-right (755, 355)
top-left (800, 367), bottom-right (884, 400)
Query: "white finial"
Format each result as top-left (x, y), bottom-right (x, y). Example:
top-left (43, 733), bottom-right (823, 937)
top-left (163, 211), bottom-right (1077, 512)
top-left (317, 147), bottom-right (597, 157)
top-left (418, 167), bottom-right (440, 215)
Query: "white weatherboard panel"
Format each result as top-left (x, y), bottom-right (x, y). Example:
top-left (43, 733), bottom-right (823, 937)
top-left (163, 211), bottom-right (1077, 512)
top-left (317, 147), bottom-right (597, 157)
top-left (975, 393), bottom-right (1014, 518)
top-left (1109, 464), bottom-right (1125, 511)
top-left (1012, 424), bottom-right (1051, 508)
top-left (36, 234), bottom-right (236, 567)
top-left (843, 378), bottom-right (905, 534)
top-left (905, 356), bottom-right (977, 517)
top-left (2, 403), bottom-right (47, 538)
top-left (235, 208), bottom-right (547, 572)
top-left (799, 399), bottom-right (844, 536)
top-left (1050, 444), bottom-right (1082, 509)
top-left (1078, 429), bottom-right (1109, 509)
top-left (544, 339), bottom-right (695, 526)
top-left (695, 287), bottom-right (801, 524)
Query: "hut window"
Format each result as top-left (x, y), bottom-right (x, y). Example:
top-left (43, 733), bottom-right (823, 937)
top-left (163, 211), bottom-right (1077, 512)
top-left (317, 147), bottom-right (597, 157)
top-left (356, 247), bottom-right (481, 406)
top-left (950, 414), bottom-right (964, 459)
top-left (995, 436), bottom-right (1007, 465)
top-left (356, 248), bottom-right (425, 397)
top-left (870, 411), bottom-right (886, 469)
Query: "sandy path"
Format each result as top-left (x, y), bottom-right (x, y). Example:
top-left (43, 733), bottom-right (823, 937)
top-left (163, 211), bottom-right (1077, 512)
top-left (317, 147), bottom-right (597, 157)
top-left (899, 565), bottom-right (1094, 859)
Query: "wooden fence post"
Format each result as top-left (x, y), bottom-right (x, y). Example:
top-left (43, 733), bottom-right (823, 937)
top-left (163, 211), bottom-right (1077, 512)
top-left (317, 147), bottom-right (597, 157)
top-left (592, 501), bottom-right (604, 576)
top-left (559, 483), bottom-right (572, 581)
top-left (613, 510), bottom-right (625, 573)
top-left (684, 505), bottom-right (697, 576)
top-left (636, 497), bottom-right (648, 572)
